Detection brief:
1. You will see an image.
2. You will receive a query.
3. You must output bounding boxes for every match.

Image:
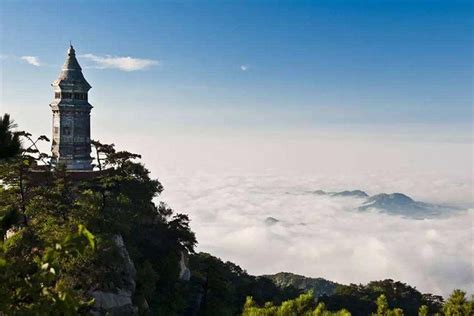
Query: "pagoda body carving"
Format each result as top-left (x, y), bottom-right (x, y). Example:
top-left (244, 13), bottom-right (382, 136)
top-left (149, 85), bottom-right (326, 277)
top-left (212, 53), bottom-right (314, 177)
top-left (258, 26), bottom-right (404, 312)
top-left (50, 45), bottom-right (93, 170)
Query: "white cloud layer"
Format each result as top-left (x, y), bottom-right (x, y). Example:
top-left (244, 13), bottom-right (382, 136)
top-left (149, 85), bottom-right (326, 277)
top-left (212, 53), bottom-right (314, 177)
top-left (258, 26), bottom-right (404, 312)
top-left (20, 56), bottom-right (41, 66)
top-left (158, 172), bottom-right (473, 297)
top-left (80, 53), bottom-right (159, 71)
top-left (76, 129), bottom-right (472, 297)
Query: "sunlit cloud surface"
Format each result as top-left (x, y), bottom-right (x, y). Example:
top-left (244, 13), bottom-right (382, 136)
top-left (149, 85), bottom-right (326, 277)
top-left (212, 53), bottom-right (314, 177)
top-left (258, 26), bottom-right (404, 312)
top-left (20, 56), bottom-right (41, 67)
top-left (80, 53), bottom-right (159, 71)
top-left (158, 171), bottom-right (473, 297)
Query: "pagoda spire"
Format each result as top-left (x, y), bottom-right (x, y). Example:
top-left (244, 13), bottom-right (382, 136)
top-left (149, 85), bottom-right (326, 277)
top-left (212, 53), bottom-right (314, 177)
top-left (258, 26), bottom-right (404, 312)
top-left (53, 45), bottom-right (91, 89)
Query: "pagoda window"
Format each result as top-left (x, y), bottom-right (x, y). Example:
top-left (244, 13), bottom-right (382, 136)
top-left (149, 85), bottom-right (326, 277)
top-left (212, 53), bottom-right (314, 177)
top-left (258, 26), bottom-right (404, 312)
top-left (62, 92), bottom-right (72, 99)
top-left (55, 92), bottom-right (60, 99)
top-left (74, 93), bottom-right (88, 100)
top-left (63, 126), bottom-right (71, 135)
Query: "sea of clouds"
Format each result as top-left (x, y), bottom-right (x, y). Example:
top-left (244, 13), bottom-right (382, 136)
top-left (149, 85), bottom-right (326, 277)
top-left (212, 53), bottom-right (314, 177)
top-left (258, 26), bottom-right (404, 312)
top-left (157, 171), bottom-right (473, 297)
top-left (88, 126), bottom-right (473, 297)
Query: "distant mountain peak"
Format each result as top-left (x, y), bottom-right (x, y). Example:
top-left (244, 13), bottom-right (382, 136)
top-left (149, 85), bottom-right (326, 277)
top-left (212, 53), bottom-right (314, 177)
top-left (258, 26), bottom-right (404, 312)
top-left (310, 189), bottom-right (457, 219)
top-left (366, 193), bottom-right (414, 204)
top-left (311, 190), bottom-right (369, 198)
top-left (265, 217), bottom-right (279, 225)
top-left (360, 192), bottom-right (422, 212)
top-left (332, 190), bottom-right (369, 198)
top-left (357, 192), bottom-right (458, 219)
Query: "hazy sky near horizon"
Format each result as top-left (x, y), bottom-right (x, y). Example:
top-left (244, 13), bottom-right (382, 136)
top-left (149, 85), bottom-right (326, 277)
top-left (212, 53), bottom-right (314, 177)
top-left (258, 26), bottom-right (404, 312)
top-left (2, 0), bottom-right (471, 187)
top-left (1, 0), bottom-right (473, 295)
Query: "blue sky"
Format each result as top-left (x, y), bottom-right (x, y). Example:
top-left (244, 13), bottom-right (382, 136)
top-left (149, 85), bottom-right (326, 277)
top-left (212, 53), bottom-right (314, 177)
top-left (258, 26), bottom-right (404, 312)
top-left (1, 0), bottom-right (472, 136)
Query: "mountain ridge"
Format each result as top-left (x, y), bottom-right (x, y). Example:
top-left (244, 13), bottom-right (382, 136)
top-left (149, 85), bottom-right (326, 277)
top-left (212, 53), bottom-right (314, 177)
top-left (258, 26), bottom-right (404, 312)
top-left (311, 190), bottom-right (458, 219)
top-left (262, 272), bottom-right (341, 298)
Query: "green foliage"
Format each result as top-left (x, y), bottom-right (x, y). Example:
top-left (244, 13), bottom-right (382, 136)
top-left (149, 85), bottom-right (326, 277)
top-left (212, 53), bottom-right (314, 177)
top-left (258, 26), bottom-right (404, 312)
top-left (418, 305), bottom-right (428, 316)
top-left (187, 252), bottom-right (301, 316)
top-left (0, 224), bottom-right (96, 314)
top-left (0, 113), bottom-right (21, 159)
top-left (242, 291), bottom-right (351, 316)
top-left (0, 117), bottom-right (197, 314)
top-left (318, 279), bottom-right (443, 316)
top-left (373, 294), bottom-right (404, 316)
top-left (264, 272), bottom-right (339, 299)
top-left (0, 117), bottom-right (52, 236)
top-left (375, 294), bottom-right (390, 316)
top-left (128, 203), bottom-right (197, 315)
top-left (0, 204), bottom-right (21, 239)
top-left (443, 289), bottom-right (473, 316)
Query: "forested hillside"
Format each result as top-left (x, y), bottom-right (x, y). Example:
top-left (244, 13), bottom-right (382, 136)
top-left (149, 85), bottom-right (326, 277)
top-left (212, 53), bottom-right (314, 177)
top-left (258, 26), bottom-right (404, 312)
top-left (0, 113), bottom-right (197, 314)
top-left (0, 114), bottom-right (472, 315)
top-left (263, 272), bottom-right (340, 298)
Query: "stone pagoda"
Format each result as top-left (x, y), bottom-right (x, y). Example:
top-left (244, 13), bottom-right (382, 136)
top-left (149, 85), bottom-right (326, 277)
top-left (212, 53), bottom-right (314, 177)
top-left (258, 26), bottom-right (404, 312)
top-left (50, 45), bottom-right (93, 170)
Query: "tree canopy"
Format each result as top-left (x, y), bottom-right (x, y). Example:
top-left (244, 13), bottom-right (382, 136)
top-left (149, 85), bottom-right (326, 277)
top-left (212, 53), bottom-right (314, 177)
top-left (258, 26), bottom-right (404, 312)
top-left (0, 114), bottom-right (197, 314)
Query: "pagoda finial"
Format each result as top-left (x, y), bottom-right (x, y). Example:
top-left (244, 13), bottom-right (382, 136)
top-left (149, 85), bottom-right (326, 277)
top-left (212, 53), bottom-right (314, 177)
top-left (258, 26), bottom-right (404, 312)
top-left (68, 43), bottom-right (75, 56)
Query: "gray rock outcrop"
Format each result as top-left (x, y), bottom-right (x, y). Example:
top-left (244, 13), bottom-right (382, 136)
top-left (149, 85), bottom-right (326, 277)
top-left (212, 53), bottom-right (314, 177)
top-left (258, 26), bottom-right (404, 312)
top-left (90, 234), bottom-right (138, 315)
top-left (179, 251), bottom-right (191, 281)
